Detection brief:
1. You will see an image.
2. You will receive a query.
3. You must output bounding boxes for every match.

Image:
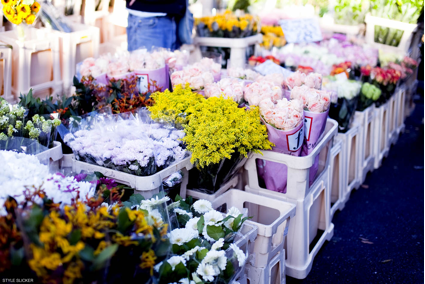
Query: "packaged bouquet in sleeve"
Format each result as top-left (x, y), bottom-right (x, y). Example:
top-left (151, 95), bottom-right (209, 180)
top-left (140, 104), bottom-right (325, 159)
top-left (2, 0), bottom-right (40, 32)
top-left (170, 65), bottom-right (215, 95)
top-left (204, 78), bottom-right (245, 104)
top-left (256, 98), bottom-right (305, 193)
top-left (243, 80), bottom-right (283, 106)
top-left (79, 57), bottom-right (110, 85)
top-left (290, 85), bottom-right (331, 184)
top-left (286, 71), bottom-right (323, 90)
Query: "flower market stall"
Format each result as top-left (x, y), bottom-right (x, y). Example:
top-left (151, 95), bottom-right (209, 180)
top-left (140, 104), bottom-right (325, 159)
top-left (0, 0), bottom-right (423, 283)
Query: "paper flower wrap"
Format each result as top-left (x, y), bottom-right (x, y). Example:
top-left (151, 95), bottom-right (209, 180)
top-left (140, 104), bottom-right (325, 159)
top-left (257, 98), bottom-right (305, 193)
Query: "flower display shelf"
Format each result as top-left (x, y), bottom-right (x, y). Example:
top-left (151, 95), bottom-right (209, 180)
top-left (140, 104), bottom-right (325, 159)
top-left (319, 16), bottom-right (361, 36)
top-left (0, 45), bottom-right (12, 103)
top-left (72, 156), bottom-right (193, 198)
top-left (244, 119), bottom-right (338, 279)
top-left (365, 13), bottom-right (418, 53)
top-left (373, 102), bottom-right (390, 169)
top-left (337, 122), bottom-right (362, 198)
top-left (395, 86), bottom-right (406, 135)
top-left (387, 93), bottom-right (399, 146)
top-left (35, 141), bottom-right (63, 163)
top-left (53, 23), bottom-right (100, 94)
top-left (212, 189), bottom-right (296, 270)
top-left (194, 34), bottom-right (263, 68)
top-left (246, 251), bottom-right (286, 284)
top-left (353, 105), bottom-right (375, 184)
top-left (0, 27), bottom-right (63, 99)
top-left (232, 222), bottom-right (259, 283)
top-left (329, 137), bottom-right (345, 219)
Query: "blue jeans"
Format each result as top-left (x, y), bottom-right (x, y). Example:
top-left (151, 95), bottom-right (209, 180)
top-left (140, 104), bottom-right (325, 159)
top-left (127, 14), bottom-right (180, 52)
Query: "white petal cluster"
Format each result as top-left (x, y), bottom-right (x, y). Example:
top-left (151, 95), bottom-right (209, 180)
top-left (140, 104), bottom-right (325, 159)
top-left (169, 228), bottom-right (199, 246)
top-left (230, 243), bottom-right (247, 267)
top-left (192, 199), bottom-right (213, 214)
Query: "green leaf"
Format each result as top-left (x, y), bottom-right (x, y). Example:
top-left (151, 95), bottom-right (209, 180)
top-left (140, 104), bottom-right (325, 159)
top-left (232, 214), bottom-right (242, 231)
top-left (155, 239), bottom-right (171, 257)
top-left (117, 208), bottom-right (133, 233)
top-left (196, 248), bottom-right (208, 261)
top-left (94, 171), bottom-right (105, 179)
top-left (102, 190), bottom-right (111, 199)
top-left (159, 261), bottom-right (173, 279)
top-left (68, 229), bottom-right (81, 245)
top-left (177, 214), bottom-right (191, 226)
top-left (79, 245), bottom-right (95, 262)
top-left (129, 194), bottom-right (144, 206)
top-left (222, 260), bottom-right (235, 281)
top-left (64, 97), bottom-right (73, 108)
top-left (10, 247), bottom-right (24, 266)
top-left (92, 244), bottom-right (118, 270)
top-left (197, 215), bottom-right (204, 234)
top-left (185, 238), bottom-right (201, 250)
top-left (175, 194), bottom-right (182, 202)
top-left (206, 225), bottom-right (225, 241)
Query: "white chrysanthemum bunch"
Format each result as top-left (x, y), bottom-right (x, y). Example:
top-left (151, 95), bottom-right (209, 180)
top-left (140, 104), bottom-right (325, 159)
top-left (155, 198), bottom-right (248, 283)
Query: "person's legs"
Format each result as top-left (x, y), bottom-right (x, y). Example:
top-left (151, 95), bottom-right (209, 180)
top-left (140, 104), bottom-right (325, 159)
top-left (127, 14), bottom-right (177, 51)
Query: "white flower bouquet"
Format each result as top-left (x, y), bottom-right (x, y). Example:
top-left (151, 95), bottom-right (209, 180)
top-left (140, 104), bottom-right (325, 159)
top-left (155, 197), bottom-right (249, 284)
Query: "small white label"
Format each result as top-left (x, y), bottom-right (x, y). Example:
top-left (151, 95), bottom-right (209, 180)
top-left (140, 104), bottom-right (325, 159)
top-left (280, 18), bottom-right (323, 43)
top-left (287, 126), bottom-right (304, 151)
top-left (335, 72), bottom-right (348, 81)
top-left (137, 74), bottom-right (149, 93)
top-left (304, 116), bottom-right (312, 141)
top-left (254, 60), bottom-right (293, 78)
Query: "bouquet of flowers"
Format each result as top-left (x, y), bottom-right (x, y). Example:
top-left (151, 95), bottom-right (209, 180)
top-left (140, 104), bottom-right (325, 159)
top-left (65, 113), bottom-right (189, 177)
top-left (204, 78), bottom-right (245, 103)
top-left (2, 0), bottom-right (40, 26)
top-left (195, 11), bottom-right (258, 38)
top-left (255, 73), bottom-right (286, 88)
top-left (226, 67), bottom-right (260, 81)
top-left (257, 98), bottom-right (305, 193)
top-left (370, 66), bottom-right (401, 103)
top-left (357, 82), bottom-right (382, 111)
top-left (324, 77), bottom-right (362, 132)
top-left (171, 65), bottom-right (215, 92)
top-left (182, 97), bottom-right (273, 193)
top-left (243, 81), bottom-right (283, 106)
top-left (286, 71), bottom-right (322, 90)
top-left (79, 57), bottom-right (110, 84)
top-left (148, 84), bottom-right (205, 127)
top-left (291, 85), bottom-right (331, 184)
top-left (0, 97), bottom-right (61, 152)
top-left (260, 25), bottom-right (286, 50)
top-left (334, 0), bottom-right (369, 26)
top-left (156, 197), bottom-right (248, 284)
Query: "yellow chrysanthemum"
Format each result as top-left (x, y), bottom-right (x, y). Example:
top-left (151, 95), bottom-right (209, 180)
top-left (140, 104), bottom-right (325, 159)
top-left (16, 4), bottom-right (31, 18)
top-left (25, 14), bottom-right (36, 24)
top-left (1, 0), bottom-right (14, 7)
top-left (3, 5), bottom-right (15, 19)
top-left (31, 1), bottom-right (40, 13)
top-left (10, 14), bottom-right (22, 25)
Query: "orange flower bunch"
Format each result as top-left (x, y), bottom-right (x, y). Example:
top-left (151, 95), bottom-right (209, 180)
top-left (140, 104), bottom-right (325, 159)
top-left (2, 0), bottom-right (40, 25)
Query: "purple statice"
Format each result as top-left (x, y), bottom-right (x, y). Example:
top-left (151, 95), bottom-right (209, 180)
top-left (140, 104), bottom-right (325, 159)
top-left (97, 177), bottom-right (118, 189)
top-left (74, 173), bottom-right (88, 182)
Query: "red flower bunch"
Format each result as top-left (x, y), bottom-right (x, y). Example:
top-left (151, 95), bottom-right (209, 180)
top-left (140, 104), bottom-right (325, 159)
top-left (371, 67), bottom-right (401, 86)
top-left (331, 61), bottom-right (352, 77)
top-left (297, 65), bottom-right (314, 75)
top-left (360, 65), bottom-right (372, 77)
top-left (402, 56), bottom-right (418, 70)
top-left (248, 56), bottom-right (266, 66)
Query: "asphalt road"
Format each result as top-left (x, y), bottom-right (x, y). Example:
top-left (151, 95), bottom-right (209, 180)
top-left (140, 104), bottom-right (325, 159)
top-left (287, 99), bottom-right (424, 284)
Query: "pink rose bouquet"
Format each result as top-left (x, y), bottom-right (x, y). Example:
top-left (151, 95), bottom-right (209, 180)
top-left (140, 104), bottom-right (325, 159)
top-left (107, 61), bottom-right (131, 79)
top-left (171, 66), bottom-right (214, 91)
top-left (290, 86), bottom-right (330, 113)
top-left (286, 71), bottom-right (322, 90)
top-left (192, 58), bottom-right (222, 81)
top-left (204, 78), bottom-right (245, 102)
top-left (227, 67), bottom-right (260, 81)
top-left (260, 98), bottom-right (303, 130)
top-left (80, 57), bottom-right (109, 80)
top-left (256, 73), bottom-right (286, 88)
top-left (244, 81), bottom-right (283, 106)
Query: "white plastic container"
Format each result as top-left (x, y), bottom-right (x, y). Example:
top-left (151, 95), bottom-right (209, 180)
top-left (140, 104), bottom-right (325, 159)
top-left (329, 138), bottom-right (345, 219)
top-left (246, 251), bottom-right (286, 284)
top-left (53, 23), bottom-right (100, 94)
top-left (0, 45), bottom-right (12, 103)
top-left (194, 34), bottom-right (262, 68)
top-left (60, 153), bottom-right (74, 169)
top-left (72, 157), bottom-right (193, 198)
top-left (0, 28), bottom-right (63, 99)
top-left (365, 13), bottom-right (418, 53)
top-left (353, 105), bottom-right (375, 184)
top-left (337, 123), bottom-right (362, 196)
top-left (396, 86), bottom-right (406, 134)
top-left (244, 119), bottom-right (338, 279)
top-left (36, 141), bottom-right (63, 162)
top-left (211, 189), bottom-right (296, 269)
top-left (319, 15), bottom-right (361, 36)
top-left (387, 94), bottom-right (399, 146)
top-left (232, 222), bottom-right (258, 283)
top-left (373, 102), bottom-right (390, 169)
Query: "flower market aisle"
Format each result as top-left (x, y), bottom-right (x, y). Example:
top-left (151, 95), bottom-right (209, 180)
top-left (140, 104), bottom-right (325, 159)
top-left (287, 99), bottom-right (424, 284)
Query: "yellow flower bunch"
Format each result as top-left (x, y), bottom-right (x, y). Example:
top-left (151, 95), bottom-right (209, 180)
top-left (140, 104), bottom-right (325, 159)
top-left (196, 10), bottom-right (257, 34)
top-left (148, 84), bottom-right (205, 126)
top-left (260, 25), bottom-right (286, 49)
top-left (182, 97), bottom-right (274, 168)
top-left (2, 0), bottom-right (40, 26)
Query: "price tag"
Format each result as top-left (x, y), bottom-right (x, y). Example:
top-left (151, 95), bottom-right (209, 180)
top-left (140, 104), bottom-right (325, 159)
top-left (254, 60), bottom-right (293, 79)
top-left (335, 72), bottom-right (348, 81)
top-left (137, 74), bottom-right (149, 93)
top-left (279, 18), bottom-right (322, 43)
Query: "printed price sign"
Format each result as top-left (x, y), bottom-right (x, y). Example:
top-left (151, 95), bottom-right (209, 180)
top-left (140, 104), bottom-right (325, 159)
top-left (279, 18), bottom-right (322, 43)
top-left (304, 116), bottom-right (313, 141)
top-left (254, 60), bottom-right (293, 78)
top-left (137, 74), bottom-right (149, 93)
top-left (287, 126), bottom-right (304, 151)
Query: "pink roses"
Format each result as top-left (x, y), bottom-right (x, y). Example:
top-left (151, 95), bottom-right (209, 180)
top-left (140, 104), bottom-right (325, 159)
top-left (204, 78), bottom-right (244, 102)
top-left (286, 71), bottom-right (322, 90)
top-left (260, 98), bottom-right (303, 130)
top-left (244, 81), bottom-right (283, 106)
top-left (290, 85), bottom-right (331, 113)
top-left (171, 66), bottom-right (214, 90)
top-left (80, 57), bottom-right (109, 78)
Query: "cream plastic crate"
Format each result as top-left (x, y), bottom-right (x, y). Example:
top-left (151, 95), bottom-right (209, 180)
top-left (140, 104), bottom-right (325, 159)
top-left (319, 15), bottom-right (361, 36)
top-left (231, 222), bottom-right (258, 283)
top-left (0, 45), bottom-right (12, 103)
top-left (337, 122), bottom-right (362, 196)
top-left (396, 86), bottom-right (406, 134)
top-left (246, 251), bottom-right (286, 284)
top-left (36, 141), bottom-right (63, 162)
top-left (53, 23), bottom-right (100, 94)
top-left (388, 94), bottom-right (399, 146)
top-left (99, 34), bottom-right (127, 55)
top-left (105, 0), bottom-right (127, 42)
top-left (82, 0), bottom-right (110, 44)
top-left (211, 189), bottom-right (296, 269)
top-left (60, 153), bottom-right (74, 169)
top-left (244, 119), bottom-right (338, 279)
top-left (353, 105), bottom-right (375, 184)
top-left (193, 34), bottom-right (262, 68)
top-left (72, 157), bottom-right (193, 198)
top-left (329, 137), bottom-right (345, 219)
top-left (0, 28), bottom-right (63, 100)
top-left (373, 102), bottom-right (390, 169)
top-left (365, 13), bottom-right (418, 53)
